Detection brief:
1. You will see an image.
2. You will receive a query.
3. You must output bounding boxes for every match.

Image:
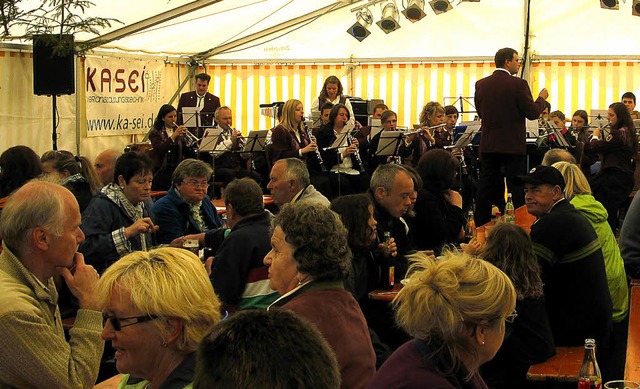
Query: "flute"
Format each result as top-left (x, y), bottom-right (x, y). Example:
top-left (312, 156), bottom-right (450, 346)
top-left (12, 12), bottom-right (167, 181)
top-left (402, 123), bottom-right (447, 137)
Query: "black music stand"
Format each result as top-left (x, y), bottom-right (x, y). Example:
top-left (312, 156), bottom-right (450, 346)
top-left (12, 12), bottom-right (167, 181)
top-left (374, 131), bottom-right (404, 163)
top-left (199, 128), bottom-right (223, 196)
top-left (243, 130), bottom-right (269, 178)
top-left (453, 122), bottom-right (481, 149)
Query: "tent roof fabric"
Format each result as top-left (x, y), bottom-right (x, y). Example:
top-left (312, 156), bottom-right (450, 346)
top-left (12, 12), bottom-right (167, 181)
top-left (7, 0), bottom-right (638, 62)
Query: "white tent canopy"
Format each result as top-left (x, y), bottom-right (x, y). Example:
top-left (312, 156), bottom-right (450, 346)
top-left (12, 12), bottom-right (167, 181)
top-left (1, 0), bottom-right (639, 161)
top-left (28, 0), bottom-right (640, 60)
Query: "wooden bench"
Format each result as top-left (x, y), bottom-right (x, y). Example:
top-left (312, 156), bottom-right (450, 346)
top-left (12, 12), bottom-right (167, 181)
top-left (625, 285), bottom-right (640, 381)
top-left (526, 346), bottom-right (583, 382)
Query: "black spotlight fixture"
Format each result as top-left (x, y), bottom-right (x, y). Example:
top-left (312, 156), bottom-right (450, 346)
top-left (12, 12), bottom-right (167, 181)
top-left (429, 0), bottom-right (453, 15)
top-left (347, 9), bottom-right (373, 41)
top-left (376, 1), bottom-right (401, 34)
top-left (402, 0), bottom-right (427, 22)
top-left (633, 0), bottom-right (640, 15)
top-left (600, 0), bottom-right (619, 9)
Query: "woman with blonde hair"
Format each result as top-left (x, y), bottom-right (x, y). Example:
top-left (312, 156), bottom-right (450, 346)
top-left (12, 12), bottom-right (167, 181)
top-left (269, 99), bottom-right (331, 196)
top-left (398, 101), bottom-right (444, 168)
top-left (95, 247), bottom-right (221, 389)
top-left (553, 160), bottom-right (629, 378)
top-left (367, 252), bottom-right (516, 388)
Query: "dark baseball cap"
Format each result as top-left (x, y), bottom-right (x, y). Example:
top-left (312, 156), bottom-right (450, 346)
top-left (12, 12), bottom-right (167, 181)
top-left (517, 165), bottom-right (565, 190)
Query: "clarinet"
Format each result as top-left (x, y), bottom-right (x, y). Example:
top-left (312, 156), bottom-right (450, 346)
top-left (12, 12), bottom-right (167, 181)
top-left (305, 124), bottom-right (327, 173)
top-left (345, 123), bottom-right (366, 173)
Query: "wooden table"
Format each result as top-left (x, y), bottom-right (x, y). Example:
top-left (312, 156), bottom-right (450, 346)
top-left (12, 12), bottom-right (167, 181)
top-left (93, 374), bottom-right (122, 388)
top-left (626, 286), bottom-right (640, 381)
top-left (368, 283), bottom-right (403, 302)
top-left (526, 346), bottom-right (583, 382)
top-left (476, 205), bottom-right (536, 243)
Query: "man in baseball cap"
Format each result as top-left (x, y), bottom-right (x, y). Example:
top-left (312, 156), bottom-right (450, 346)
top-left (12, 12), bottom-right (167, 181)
top-left (518, 165), bottom-right (565, 217)
top-left (521, 164), bottom-right (612, 355)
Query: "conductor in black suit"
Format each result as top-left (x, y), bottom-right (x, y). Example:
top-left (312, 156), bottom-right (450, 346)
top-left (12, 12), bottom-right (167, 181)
top-left (474, 47), bottom-right (549, 226)
top-left (177, 73), bottom-right (221, 138)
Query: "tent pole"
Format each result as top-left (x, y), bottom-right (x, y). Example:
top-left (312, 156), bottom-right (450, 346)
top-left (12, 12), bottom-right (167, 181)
top-left (83, 0), bottom-right (224, 51)
top-left (52, 95), bottom-right (58, 151)
top-left (194, 1), bottom-right (365, 61)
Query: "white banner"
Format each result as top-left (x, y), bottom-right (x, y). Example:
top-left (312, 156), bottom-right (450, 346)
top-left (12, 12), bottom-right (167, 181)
top-left (84, 57), bottom-right (165, 137)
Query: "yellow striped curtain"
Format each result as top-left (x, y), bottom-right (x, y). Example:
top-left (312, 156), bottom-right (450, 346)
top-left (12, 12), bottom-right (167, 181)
top-left (530, 61), bottom-right (640, 118)
top-left (205, 62), bottom-right (497, 132)
top-left (204, 61), bottom-right (640, 136)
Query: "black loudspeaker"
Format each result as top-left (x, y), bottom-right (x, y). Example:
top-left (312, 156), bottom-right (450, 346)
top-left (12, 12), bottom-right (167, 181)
top-left (33, 34), bottom-right (75, 96)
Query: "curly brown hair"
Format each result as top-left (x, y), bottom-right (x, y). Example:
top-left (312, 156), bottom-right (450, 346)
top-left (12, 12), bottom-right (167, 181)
top-left (480, 222), bottom-right (544, 300)
top-left (330, 194), bottom-right (374, 249)
top-left (273, 202), bottom-right (351, 281)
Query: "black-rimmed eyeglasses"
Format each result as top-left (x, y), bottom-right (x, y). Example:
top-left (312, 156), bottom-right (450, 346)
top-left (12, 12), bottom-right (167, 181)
top-left (103, 314), bottom-right (158, 331)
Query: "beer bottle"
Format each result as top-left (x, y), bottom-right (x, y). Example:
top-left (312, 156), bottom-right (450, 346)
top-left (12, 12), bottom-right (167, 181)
top-left (577, 338), bottom-right (602, 389)
top-left (504, 193), bottom-right (516, 224)
top-left (379, 231), bottom-right (395, 289)
top-left (465, 209), bottom-right (476, 240)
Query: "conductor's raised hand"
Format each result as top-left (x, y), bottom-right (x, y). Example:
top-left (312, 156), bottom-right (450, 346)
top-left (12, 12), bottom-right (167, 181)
top-left (538, 88), bottom-right (549, 100)
top-left (59, 252), bottom-right (100, 310)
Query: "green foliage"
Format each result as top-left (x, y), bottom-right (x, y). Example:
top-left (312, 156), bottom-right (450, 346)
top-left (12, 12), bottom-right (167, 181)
top-left (0, 0), bottom-right (122, 54)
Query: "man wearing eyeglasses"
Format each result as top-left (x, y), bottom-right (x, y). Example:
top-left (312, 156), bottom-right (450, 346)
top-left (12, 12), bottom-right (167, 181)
top-left (153, 159), bottom-right (223, 245)
top-left (474, 47), bottom-right (549, 226)
top-left (0, 181), bottom-right (103, 388)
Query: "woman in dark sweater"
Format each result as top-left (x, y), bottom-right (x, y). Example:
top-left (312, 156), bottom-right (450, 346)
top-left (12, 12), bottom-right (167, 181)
top-left (588, 101), bottom-right (637, 230)
top-left (411, 148), bottom-right (466, 254)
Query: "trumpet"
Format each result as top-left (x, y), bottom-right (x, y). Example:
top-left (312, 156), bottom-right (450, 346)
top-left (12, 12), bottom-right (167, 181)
top-left (219, 124), bottom-right (246, 151)
top-left (173, 123), bottom-right (200, 147)
top-left (402, 123), bottom-right (447, 137)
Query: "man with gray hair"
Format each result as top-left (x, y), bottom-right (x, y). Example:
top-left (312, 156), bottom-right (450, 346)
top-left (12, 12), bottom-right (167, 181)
top-left (208, 106), bottom-right (260, 187)
top-left (153, 158), bottom-right (223, 244)
top-left (541, 148), bottom-right (576, 166)
top-left (369, 163), bottom-right (414, 280)
top-left (266, 158), bottom-right (330, 207)
top-left (0, 181), bottom-right (103, 388)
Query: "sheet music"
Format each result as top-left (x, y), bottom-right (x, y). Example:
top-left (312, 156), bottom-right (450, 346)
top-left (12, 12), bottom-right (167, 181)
top-left (181, 107), bottom-right (200, 128)
top-left (199, 128), bottom-right (223, 152)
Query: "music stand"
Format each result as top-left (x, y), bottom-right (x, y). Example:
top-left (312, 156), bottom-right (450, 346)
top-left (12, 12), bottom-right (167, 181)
top-left (453, 121), bottom-right (481, 149)
top-left (374, 131), bottom-right (404, 162)
top-left (243, 130), bottom-right (269, 179)
top-left (199, 128), bottom-right (223, 191)
top-left (548, 124), bottom-right (572, 148)
top-left (590, 110), bottom-right (608, 127)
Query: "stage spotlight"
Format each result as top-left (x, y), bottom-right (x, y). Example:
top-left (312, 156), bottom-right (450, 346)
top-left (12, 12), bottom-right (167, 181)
top-left (402, 0), bottom-right (426, 22)
top-left (633, 0), bottom-right (640, 16)
top-left (347, 9), bottom-right (373, 41)
top-left (376, 1), bottom-right (401, 34)
top-left (429, 0), bottom-right (453, 14)
top-left (600, 0), bottom-right (618, 9)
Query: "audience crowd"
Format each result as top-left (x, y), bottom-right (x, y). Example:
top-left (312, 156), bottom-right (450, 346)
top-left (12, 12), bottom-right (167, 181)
top-left (0, 66), bottom-right (638, 388)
